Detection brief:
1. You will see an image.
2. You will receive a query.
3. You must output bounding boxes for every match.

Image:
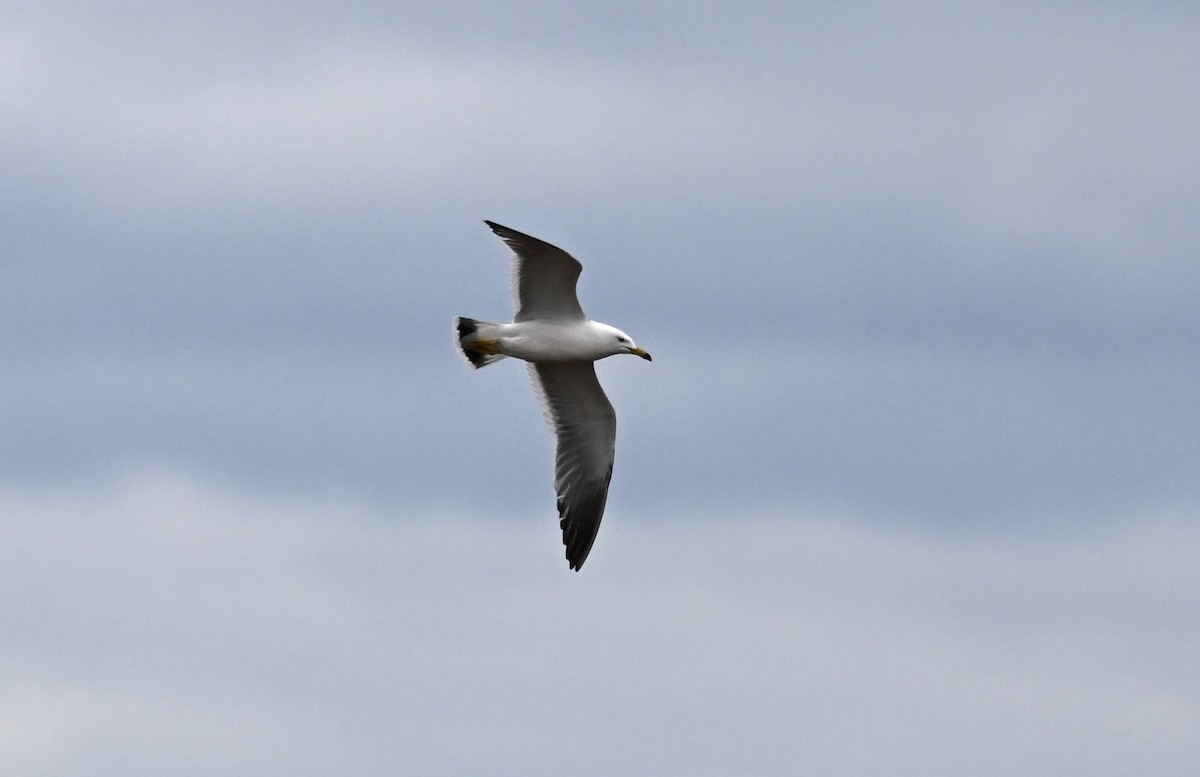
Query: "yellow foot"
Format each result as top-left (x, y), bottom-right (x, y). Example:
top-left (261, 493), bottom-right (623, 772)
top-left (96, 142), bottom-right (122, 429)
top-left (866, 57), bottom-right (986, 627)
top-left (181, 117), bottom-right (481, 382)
top-left (468, 339), bottom-right (503, 355)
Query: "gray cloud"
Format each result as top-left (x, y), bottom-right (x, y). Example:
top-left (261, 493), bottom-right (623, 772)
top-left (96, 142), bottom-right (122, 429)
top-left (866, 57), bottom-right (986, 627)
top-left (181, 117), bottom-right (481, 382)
top-left (4, 1), bottom-right (1199, 518)
top-left (4, 5), bottom-right (1200, 768)
top-left (2, 474), bottom-right (1197, 776)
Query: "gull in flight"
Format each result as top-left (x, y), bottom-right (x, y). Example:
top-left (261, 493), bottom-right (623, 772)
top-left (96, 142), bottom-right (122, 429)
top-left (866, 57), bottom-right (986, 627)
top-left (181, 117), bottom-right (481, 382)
top-left (454, 221), bottom-right (652, 570)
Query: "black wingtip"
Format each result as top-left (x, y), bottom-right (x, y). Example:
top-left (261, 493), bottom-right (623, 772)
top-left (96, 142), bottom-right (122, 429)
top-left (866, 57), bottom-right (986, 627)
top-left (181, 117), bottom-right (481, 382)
top-left (485, 220), bottom-right (529, 245)
top-left (483, 220), bottom-right (517, 243)
top-left (558, 487), bottom-right (608, 572)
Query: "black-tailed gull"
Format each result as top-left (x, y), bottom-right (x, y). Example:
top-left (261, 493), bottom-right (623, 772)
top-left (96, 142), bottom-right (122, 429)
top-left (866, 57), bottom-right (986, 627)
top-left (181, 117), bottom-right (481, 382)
top-left (453, 221), bottom-right (652, 570)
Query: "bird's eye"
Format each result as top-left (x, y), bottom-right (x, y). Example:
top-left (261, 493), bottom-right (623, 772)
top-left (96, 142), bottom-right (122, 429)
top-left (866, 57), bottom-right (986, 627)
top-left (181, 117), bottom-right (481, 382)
top-left (617, 337), bottom-right (627, 343)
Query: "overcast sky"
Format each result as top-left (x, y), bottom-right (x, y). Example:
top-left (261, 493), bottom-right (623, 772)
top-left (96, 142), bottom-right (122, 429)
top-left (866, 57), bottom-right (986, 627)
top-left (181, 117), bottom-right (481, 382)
top-left (3, 2), bottom-right (1199, 775)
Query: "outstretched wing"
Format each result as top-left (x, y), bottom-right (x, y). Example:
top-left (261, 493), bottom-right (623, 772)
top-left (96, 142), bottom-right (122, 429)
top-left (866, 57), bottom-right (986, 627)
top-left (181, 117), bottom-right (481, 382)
top-left (528, 362), bottom-right (616, 570)
top-left (485, 220), bottom-right (587, 322)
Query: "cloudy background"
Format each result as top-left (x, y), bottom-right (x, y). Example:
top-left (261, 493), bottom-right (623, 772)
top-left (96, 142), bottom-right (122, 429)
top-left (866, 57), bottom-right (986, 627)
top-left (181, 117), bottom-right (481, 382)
top-left (3, 1), bottom-right (1199, 774)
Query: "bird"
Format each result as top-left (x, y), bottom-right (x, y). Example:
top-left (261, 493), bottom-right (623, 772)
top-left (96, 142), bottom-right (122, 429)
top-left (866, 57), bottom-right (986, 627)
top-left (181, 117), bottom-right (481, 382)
top-left (453, 221), bottom-right (652, 570)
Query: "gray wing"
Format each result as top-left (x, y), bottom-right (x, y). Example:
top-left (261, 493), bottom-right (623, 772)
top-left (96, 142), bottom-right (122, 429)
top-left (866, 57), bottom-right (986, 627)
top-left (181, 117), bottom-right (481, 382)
top-left (528, 362), bottom-right (616, 570)
top-left (485, 220), bottom-right (586, 322)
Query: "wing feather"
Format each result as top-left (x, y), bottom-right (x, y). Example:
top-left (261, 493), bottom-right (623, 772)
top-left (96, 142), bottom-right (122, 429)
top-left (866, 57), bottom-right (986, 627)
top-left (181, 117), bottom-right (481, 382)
top-left (527, 362), bottom-right (616, 570)
top-left (485, 221), bottom-right (586, 322)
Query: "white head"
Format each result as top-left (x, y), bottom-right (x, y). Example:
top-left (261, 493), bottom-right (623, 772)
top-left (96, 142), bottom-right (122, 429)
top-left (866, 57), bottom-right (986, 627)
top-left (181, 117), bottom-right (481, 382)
top-left (593, 322), bottom-right (652, 361)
